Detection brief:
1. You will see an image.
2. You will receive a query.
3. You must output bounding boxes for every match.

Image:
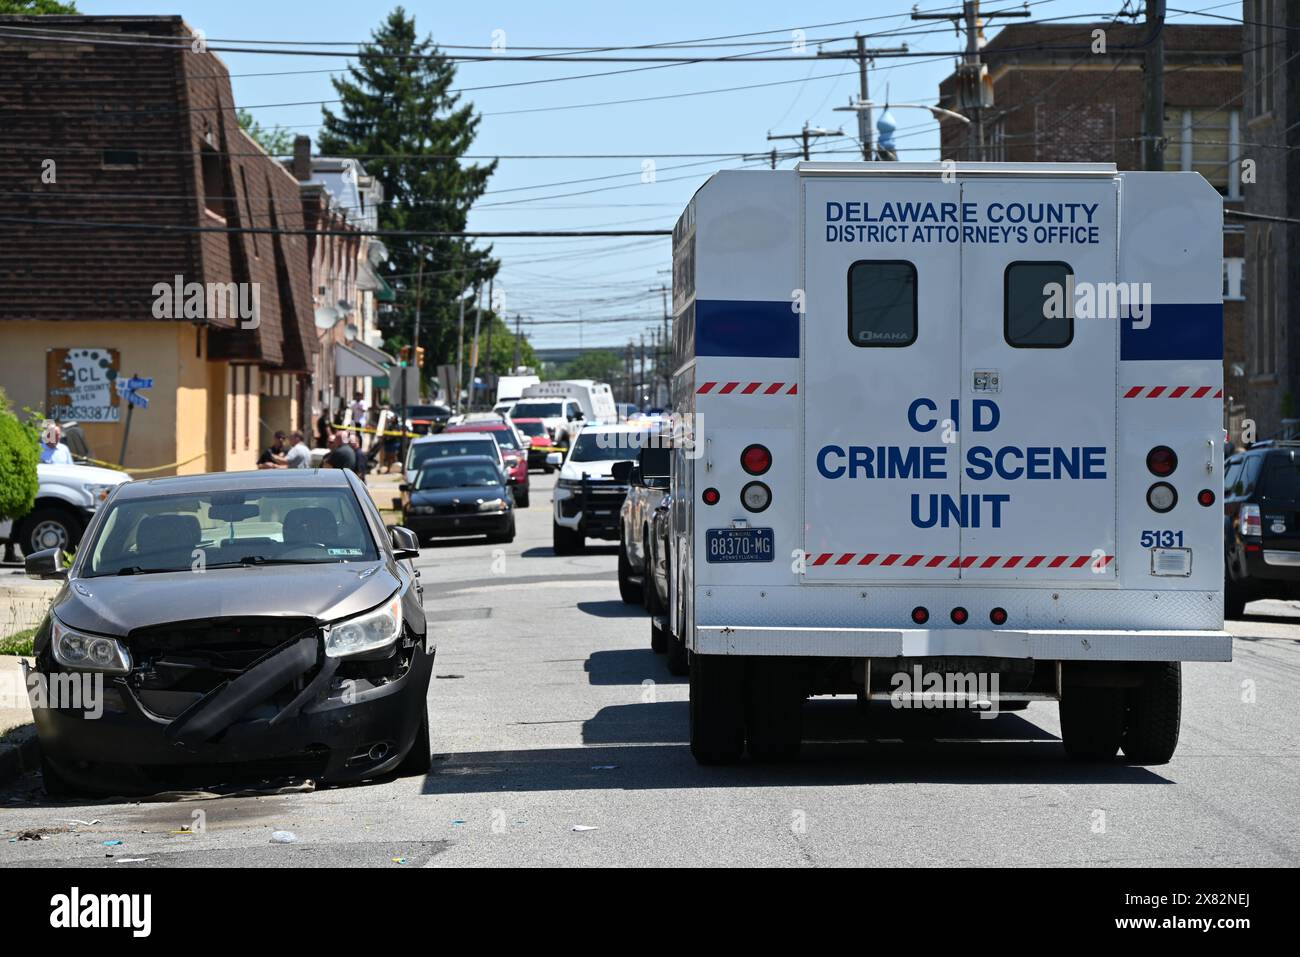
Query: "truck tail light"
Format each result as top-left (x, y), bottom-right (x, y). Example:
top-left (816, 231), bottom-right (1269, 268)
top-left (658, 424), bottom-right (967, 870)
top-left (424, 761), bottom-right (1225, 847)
top-left (1146, 446), bottom-right (1178, 477)
top-left (1146, 482), bottom-right (1177, 513)
top-left (989, 607), bottom-right (1008, 625)
top-left (740, 481), bottom-right (771, 513)
top-left (702, 487), bottom-right (720, 505)
top-left (950, 607), bottom-right (968, 625)
top-left (1241, 503), bottom-right (1262, 537)
top-left (1197, 489), bottom-right (1216, 507)
top-left (911, 606), bottom-right (929, 624)
top-left (741, 444), bottom-right (772, 475)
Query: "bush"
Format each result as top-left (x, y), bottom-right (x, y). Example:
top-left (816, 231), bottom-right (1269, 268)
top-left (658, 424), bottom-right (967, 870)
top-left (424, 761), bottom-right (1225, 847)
top-left (0, 387), bottom-right (39, 521)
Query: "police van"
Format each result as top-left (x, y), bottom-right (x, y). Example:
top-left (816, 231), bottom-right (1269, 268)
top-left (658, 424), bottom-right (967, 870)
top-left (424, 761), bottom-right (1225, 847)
top-left (666, 161), bottom-right (1230, 766)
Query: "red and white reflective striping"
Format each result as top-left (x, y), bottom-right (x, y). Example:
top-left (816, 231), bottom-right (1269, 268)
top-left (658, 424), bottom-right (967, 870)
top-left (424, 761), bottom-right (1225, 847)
top-left (1122, 386), bottom-right (1223, 399)
top-left (696, 380), bottom-right (798, 395)
top-left (809, 552), bottom-right (1115, 570)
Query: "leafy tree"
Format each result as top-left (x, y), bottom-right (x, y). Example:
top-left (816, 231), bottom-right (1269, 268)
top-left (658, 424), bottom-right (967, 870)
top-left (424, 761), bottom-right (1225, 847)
top-left (556, 349), bottom-right (624, 383)
top-left (318, 7), bottom-right (500, 381)
top-left (0, 0), bottom-right (78, 13)
top-left (0, 388), bottom-right (39, 523)
top-left (238, 109), bottom-right (293, 156)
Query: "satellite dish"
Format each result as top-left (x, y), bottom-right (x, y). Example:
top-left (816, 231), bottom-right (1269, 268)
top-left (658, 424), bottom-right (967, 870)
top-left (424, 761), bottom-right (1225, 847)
top-left (314, 306), bottom-right (341, 329)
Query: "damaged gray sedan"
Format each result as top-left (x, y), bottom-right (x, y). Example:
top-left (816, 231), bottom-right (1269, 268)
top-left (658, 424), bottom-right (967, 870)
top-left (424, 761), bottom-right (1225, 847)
top-left (23, 469), bottom-right (433, 796)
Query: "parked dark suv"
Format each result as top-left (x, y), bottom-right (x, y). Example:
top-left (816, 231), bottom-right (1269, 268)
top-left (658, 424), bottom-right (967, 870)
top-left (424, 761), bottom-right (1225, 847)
top-left (1224, 441), bottom-right (1300, 617)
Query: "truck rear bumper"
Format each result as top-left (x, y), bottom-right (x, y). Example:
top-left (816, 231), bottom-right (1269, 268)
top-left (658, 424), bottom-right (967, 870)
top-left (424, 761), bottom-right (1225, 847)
top-left (695, 625), bottom-right (1232, 662)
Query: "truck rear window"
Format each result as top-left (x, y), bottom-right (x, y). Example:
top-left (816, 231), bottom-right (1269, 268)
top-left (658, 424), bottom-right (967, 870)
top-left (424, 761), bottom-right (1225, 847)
top-left (1005, 261), bottom-right (1074, 348)
top-left (848, 260), bottom-right (916, 347)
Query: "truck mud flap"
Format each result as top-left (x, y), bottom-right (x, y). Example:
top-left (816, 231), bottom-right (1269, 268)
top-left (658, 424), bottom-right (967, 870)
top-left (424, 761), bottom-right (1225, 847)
top-left (165, 636), bottom-right (320, 747)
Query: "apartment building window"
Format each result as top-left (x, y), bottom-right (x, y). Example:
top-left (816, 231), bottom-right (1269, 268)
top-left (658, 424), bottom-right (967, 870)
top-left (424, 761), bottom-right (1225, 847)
top-left (1223, 258), bottom-right (1245, 301)
top-left (1163, 108), bottom-right (1241, 199)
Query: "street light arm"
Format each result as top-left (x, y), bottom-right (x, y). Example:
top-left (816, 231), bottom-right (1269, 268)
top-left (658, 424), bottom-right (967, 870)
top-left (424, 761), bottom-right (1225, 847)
top-left (834, 101), bottom-right (971, 125)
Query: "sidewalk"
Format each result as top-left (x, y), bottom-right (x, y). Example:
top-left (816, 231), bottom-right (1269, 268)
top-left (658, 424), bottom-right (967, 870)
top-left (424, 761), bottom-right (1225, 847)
top-left (363, 469), bottom-right (404, 517)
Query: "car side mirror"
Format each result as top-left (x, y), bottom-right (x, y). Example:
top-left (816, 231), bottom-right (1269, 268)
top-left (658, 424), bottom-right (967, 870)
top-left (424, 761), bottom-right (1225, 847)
top-left (546, 452), bottom-right (563, 467)
top-left (611, 460), bottom-right (634, 484)
top-left (25, 547), bottom-right (67, 581)
top-left (387, 525), bottom-right (420, 560)
top-left (638, 445), bottom-right (671, 486)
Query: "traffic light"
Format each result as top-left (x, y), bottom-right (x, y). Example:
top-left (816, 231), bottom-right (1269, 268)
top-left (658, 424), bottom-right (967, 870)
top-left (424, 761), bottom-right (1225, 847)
top-left (415, 346), bottom-right (426, 369)
top-left (399, 345), bottom-right (411, 367)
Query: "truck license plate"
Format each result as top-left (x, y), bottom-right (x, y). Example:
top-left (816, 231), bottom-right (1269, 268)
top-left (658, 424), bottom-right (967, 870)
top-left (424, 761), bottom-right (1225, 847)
top-left (706, 527), bottom-right (774, 563)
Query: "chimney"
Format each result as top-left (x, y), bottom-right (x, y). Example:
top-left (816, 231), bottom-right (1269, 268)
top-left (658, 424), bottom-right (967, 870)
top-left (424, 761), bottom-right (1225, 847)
top-left (292, 135), bottom-right (312, 181)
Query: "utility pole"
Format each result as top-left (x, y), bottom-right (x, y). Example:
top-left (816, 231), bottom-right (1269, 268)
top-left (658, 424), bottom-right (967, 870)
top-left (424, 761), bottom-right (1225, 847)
top-left (816, 34), bottom-right (909, 160)
top-left (513, 314), bottom-right (522, 370)
top-left (467, 282), bottom-right (485, 412)
top-left (639, 334), bottom-right (646, 407)
top-left (912, 1), bottom-right (1029, 160)
top-left (767, 122), bottom-right (843, 162)
top-left (455, 271), bottom-right (466, 413)
top-left (1143, 0), bottom-right (1166, 171)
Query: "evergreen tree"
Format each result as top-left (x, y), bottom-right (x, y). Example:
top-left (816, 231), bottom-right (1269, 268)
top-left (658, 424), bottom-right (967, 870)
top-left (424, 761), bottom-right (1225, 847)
top-left (318, 7), bottom-right (498, 383)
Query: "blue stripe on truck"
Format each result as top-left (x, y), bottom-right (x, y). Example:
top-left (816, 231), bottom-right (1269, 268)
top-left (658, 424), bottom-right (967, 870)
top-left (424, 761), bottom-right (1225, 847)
top-left (1120, 303), bottom-right (1223, 361)
top-left (696, 299), bottom-right (800, 358)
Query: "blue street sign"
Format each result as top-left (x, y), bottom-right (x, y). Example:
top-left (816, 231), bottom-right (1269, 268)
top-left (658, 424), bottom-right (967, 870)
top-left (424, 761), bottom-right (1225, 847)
top-left (126, 392), bottom-right (149, 409)
top-left (125, 377), bottom-right (153, 390)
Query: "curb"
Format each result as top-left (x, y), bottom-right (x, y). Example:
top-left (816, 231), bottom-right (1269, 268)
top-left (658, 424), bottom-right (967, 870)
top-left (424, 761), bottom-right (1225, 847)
top-left (0, 725), bottom-right (39, 787)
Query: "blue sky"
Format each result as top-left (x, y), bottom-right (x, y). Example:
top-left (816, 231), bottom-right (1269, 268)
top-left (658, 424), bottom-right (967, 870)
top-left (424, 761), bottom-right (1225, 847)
top-left (81, 0), bottom-right (1238, 350)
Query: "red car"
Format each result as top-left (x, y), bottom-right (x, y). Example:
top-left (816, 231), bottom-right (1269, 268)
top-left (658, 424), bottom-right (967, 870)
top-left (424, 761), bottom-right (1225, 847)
top-left (511, 417), bottom-right (557, 473)
top-left (443, 421), bottom-right (531, 507)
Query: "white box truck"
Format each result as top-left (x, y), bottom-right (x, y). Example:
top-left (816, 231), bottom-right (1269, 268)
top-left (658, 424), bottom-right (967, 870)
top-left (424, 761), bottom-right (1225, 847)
top-left (668, 161), bottom-right (1230, 766)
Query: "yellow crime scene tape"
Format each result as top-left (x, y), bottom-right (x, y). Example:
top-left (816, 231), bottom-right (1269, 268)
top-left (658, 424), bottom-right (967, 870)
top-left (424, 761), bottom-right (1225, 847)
top-left (331, 422), bottom-right (418, 439)
top-left (81, 450), bottom-right (210, 475)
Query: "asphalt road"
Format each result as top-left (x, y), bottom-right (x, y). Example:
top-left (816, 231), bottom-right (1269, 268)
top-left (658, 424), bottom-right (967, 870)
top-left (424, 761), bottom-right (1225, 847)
top-left (3, 470), bottom-right (1298, 867)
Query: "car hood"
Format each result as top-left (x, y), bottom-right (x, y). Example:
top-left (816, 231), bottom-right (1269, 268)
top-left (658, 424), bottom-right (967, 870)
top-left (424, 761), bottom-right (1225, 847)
top-left (38, 462), bottom-right (132, 486)
top-left (410, 486), bottom-right (509, 505)
top-left (54, 562), bottom-right (401, 637)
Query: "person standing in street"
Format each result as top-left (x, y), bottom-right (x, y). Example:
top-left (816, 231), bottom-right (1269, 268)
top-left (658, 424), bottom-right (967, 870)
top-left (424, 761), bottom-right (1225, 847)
top-left (323, 432), bottom-right (358, 473)
top-left (39, 421), bottom-right (73, 464)
top-left (284, 430), bottom-right (311, 469)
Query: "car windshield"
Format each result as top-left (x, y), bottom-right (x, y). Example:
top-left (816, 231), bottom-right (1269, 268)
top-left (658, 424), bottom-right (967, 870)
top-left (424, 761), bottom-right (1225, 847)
top-left (416, 462), bottom-right (502, 490)
top-left (511, 401), bottom-right (563, 418)
top-left (83, 486), bottom-right (379, 577)
top-left (409, 439), bottom-right (497, 472)
top-left (569, 430), bottom-right (648, 463)
top-left (514, 420), bottom-right (547, 437)
top-left (448, 427), bottom-right (518, 450)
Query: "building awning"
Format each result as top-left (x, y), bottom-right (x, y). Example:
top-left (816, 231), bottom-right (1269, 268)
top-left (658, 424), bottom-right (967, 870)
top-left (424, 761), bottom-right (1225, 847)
top-left (336, 341), bottom-right (394, 378)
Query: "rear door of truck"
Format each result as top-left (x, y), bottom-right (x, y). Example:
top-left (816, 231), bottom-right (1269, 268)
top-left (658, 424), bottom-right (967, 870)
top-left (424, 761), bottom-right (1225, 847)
top-left (801, 172), bottom-right (962, 581)
top-left (956, 174), bottom-right (1118, 583)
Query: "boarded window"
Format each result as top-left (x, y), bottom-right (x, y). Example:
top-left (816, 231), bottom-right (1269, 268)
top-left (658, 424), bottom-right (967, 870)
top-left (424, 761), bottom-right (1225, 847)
top-left (1004, 261), bottom-right (1074, 348)
top-left (847, 260), bottom-right (916, 347)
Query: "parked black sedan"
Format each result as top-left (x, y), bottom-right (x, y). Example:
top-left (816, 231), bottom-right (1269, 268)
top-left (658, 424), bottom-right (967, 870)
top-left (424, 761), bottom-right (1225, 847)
top-left (401, 455), bottom-right (516, 544)
top-left (23, 468), bottom-right (433, 796)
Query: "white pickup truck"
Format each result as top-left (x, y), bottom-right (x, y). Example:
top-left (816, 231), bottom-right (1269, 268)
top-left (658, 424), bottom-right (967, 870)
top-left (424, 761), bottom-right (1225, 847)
top-left (0, 462), bottom-right (131, 556)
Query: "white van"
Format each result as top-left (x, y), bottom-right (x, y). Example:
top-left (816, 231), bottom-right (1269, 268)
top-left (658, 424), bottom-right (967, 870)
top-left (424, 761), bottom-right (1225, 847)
top-left (515, 379), bottom-right (618, 447)
top-left (667, 161), bottom-right (1230, 766)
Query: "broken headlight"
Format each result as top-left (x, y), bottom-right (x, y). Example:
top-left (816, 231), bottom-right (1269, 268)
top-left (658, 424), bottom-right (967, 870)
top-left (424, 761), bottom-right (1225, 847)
top-left (50, 616), bottom-right (132, 674)
top-left (324, 594), bottom-right (403, 658)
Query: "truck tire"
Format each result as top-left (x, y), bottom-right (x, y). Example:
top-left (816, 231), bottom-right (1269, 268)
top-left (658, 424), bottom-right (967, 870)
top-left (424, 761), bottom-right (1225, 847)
top-left (689, 653), bottom-right (745, 765)
top-left (745, 659), bottom-right (804, 762)
top-left (617, 542), bottom-right (641, 604)
top-left (1059, 685), bottom-right (1125, 760)
top-left (1121, 662), bottom-right (1181, 765)
top-left (16, 506), bottom-right (83, 557)
top-left (552, 521), bottom-right (582, 555)
top-left (650, 615), bottom-right (667, 654)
